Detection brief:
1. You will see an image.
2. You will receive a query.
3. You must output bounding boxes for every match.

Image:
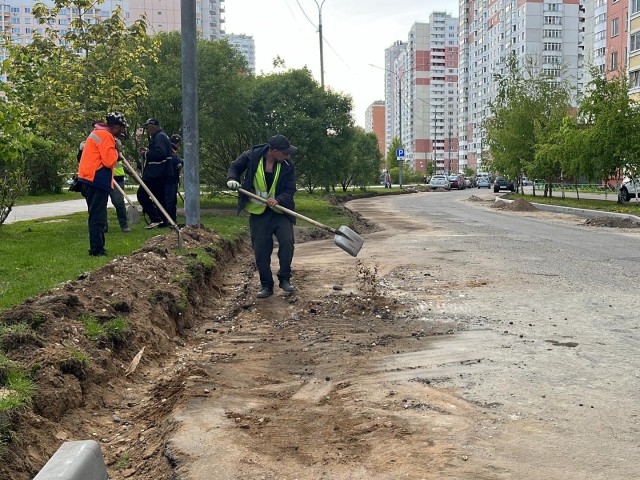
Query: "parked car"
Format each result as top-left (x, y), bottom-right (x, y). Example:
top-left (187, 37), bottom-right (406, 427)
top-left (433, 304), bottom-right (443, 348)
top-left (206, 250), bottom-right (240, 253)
top-left (493, 177), bottom-right (515, 193)
top-left (448, 174), bottom-right (466, 190)
top-left (477, 177), bottom-right (491, 188)
top-left (464, 178), bottom-right (472, 188)
top-left (619, 178), bottom-right (640, 202)
top-left (522, 177), bottom-right (534, 186)
top-left (429, 175), bottom-right (451, 190)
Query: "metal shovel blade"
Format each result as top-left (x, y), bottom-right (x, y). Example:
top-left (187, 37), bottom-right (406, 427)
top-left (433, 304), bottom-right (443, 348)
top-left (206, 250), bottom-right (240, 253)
top-left (126, 205), bottom-right (140, 225)
top-left (334, 226), bottom-right (364, 257)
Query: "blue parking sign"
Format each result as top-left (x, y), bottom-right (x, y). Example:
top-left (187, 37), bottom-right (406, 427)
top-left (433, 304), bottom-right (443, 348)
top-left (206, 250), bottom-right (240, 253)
top-left (396, 148), bottom-right (405, 158)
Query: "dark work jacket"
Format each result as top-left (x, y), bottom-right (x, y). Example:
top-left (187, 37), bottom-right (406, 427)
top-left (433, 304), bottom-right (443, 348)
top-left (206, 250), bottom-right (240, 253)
top-left (227, 143), bottom-right (297, 223)
top-left (142, 129), bottom-right (172, 181)
top-left (166, 149), bottom-right (184, 186)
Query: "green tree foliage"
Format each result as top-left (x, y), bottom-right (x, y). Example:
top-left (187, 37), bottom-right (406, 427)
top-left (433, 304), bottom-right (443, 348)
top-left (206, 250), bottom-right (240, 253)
top-left (338, 129), bottom-right (383, 191)
top-left (23, 138), bottom-right (68, 195)
top-left (0, 101), bottom-right (31, 226)
top-left (2, 0), bottom-right (156, 143)
top-left (248, 68), bottom-right (355, 193)
top-left (385, 137), bottom-right (402, 171)
top-left (485, 54), bottom-right (572, 190)
top-left (578, 68), bottom-right (640, 186)
top-left (135, 32), bottom-right (254, 179)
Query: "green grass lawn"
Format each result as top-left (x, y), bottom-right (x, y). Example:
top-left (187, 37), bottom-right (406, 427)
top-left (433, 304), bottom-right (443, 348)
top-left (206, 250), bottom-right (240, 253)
top-left (510, 193), bottom-right (640, 215)
top-left (0, 189), bottom-right (378, 312)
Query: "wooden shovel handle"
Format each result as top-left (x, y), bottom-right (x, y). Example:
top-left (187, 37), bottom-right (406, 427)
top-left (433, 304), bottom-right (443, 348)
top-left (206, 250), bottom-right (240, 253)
top-left (238, 188), bottom-right (337, 234)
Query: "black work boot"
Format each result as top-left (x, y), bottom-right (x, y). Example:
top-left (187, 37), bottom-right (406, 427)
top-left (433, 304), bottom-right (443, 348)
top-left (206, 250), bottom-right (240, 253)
top-left (257, 286), bottom-right (273, 299)
top-left (279, 279), bottom-right (295, 293)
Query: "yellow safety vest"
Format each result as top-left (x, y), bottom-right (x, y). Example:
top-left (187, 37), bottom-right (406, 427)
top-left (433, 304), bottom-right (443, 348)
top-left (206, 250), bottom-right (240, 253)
top-left (113, 160), bottom-right (125, 177)
top-left (243, 158), bottom-right (282, 215)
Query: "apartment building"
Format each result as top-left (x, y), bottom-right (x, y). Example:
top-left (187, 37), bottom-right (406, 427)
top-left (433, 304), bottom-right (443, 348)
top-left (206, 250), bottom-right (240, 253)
top-left (384, 40), bottom-right (406, 152)
top-left (384, 12), bottom-right (459, 174)
top-left (458, 0), bottom-right (587, 172)
top-left (0, 0), bottom-right (225, 46)
top-left (225, 33), bottom-right (256, 74)
top-left (365, 100), bottom-right (386, 155)
top-left (630, 0), bottom-right (640, 98)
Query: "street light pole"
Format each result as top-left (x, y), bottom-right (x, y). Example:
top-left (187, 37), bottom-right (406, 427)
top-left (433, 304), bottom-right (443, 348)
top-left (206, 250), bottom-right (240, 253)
top-left (313, 0), bottom-right (326, 89)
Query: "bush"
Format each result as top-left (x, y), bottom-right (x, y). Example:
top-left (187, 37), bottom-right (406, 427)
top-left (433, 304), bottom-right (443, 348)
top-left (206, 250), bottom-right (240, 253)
top-left (23, 138), bottom-right (68, 195)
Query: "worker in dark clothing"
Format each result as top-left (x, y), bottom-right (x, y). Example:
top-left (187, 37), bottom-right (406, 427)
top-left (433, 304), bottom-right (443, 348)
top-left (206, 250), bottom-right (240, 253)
top-left (165, 134), bottom-right (184, 223)
top-left (136, 118), bottom-right (172, 228)
top-left (227, 134), bottom-right (298, 298)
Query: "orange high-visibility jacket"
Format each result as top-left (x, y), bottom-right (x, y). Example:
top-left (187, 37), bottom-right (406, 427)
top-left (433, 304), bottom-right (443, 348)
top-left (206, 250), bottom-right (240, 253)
top-left (78, 125), bottom-right (118, 191)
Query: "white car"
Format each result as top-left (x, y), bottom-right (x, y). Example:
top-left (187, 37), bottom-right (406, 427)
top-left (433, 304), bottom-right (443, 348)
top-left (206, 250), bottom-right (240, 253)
top-left (619, 178), bottom-right (640, 202)
top-left (429, 175), bottom-right (451, 190)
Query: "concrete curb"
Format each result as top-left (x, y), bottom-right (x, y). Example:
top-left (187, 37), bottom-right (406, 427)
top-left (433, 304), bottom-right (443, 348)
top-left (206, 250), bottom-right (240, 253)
top-left (33, 440), bottom-right (108, 480)
top-left (494, 197), bottom-right (640, 224)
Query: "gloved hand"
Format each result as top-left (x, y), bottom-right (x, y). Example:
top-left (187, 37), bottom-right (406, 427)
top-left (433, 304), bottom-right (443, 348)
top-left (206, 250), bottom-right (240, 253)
top-left (115, 138), bottom-right (124, 153)
top-left (227, 180), bottom-right (240, 191)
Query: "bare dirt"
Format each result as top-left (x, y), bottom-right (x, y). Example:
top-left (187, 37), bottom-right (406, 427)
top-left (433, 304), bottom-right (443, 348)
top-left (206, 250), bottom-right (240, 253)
top-left (1, 192), bottom-right (635, 480)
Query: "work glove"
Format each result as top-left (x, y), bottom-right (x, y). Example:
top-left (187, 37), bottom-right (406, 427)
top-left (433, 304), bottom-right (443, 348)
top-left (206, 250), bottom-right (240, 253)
top-left (227, 180), bottom-right (240, 191)
top-left (115, 138), bottom-right (124, 153)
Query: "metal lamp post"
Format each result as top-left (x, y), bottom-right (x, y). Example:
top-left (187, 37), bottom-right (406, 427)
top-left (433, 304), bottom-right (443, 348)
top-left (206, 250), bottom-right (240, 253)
top-left (313, 0), bottom-right (327, 89)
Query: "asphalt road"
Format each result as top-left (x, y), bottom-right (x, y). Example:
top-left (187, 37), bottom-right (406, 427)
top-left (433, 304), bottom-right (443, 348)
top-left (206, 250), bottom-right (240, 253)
top-left (347, 189), bottom-right (640, 479)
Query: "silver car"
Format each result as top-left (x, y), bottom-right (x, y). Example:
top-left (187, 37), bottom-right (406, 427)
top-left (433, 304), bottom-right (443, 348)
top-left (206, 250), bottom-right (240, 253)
top-left (429, 175), bottom-right (451, 190)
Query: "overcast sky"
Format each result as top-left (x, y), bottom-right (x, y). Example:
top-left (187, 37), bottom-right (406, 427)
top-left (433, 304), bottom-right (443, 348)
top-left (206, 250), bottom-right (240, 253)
top-left (224, 0), bottom-right (459, 127)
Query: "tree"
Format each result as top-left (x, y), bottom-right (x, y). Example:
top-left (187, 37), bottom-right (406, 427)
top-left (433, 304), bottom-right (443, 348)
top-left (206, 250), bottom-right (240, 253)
top-left (248, 68), bottom-right (354, 193)
top-left (135, 32), bottom-right (254, 189)
top-left (0, 101), bottom-right (32, 226)
top-left (578, 68), bottom-right (640, 192)
top-left (2, 0), bottom-right (156, 144)
top-left (485, 53), bottom-right (572, 193)
top-left (338, 129), bottom-right (383, 191)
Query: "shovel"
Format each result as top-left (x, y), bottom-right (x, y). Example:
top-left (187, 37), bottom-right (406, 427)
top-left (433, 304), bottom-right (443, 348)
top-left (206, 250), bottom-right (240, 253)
top-left (113, 181), bottom-right (140, 225)
top-left (120, 155), bottom-right (183, 250)
top-left (238, 188), bottom-right (364, 257)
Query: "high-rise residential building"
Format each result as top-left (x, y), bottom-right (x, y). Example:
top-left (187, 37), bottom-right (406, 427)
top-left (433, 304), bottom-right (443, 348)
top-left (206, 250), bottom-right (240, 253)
top-left (384, 40), bottom-right (406, 151)
top-left (365, 100), bottom-right (386, 155)
top-left (129, 0), bottom-right (225, 39)
top-left (606, 0), bottom-right (627, 76)
top-left (384, 12), bottom-right (459, 174)
top-left (225, 33), bottom-right (255, 74)
top-left (458, 0), bottom-right (587, 172)
top-left (0, 0), bottom-right (226, 48)
top-left (630, 0), bottom-right (640, 99)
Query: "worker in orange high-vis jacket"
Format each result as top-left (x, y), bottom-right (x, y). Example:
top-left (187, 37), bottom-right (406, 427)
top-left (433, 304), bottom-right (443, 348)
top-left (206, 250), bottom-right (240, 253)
top-left (77, 111), bottom-right (128, 256)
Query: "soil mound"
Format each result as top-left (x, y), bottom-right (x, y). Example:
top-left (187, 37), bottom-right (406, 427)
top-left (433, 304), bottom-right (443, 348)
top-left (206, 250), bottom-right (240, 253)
top-left (583, 216), bottom-right (640, 228)
top-left (467, 195), bottom-right (488, 202)
top-left (492, 198), bottom-right (538, 212)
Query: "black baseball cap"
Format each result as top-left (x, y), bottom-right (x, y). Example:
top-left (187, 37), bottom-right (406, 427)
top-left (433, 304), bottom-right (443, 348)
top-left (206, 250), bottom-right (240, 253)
top-left (170, 134), bottom-right (182, 145)
top-left (268, 134), bottom-right (297, 155)
top-left (143, 118), bottom-right (161, 127)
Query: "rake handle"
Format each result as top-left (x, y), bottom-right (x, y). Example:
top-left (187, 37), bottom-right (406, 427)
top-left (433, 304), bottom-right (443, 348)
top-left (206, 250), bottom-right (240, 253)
top-left (238, 188), bottom-right (337, 234)
top-left (113, 181), bottom-right (135, 208)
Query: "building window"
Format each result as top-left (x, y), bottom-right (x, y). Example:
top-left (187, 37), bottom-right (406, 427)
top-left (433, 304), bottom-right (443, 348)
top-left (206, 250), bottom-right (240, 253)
top-left (611, 18), bottom-right (619, 37)
top-left (10, 7), bottom-right (19, 13)
top-left (610, 51), bottom-right (618, 70)
top-left (11, 17), bottom-right (20, 24)
top-left (633, 0), bottom-right (640, 14)
top-left (631, 70), bottom-right (640, 88)
top-left (631, 33), bottom-right (640, 52)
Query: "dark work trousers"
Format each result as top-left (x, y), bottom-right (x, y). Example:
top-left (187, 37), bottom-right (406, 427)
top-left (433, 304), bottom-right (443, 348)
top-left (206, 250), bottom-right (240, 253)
top-left (108, 177), bottom-right (128, 230)
top-left (165, 181), bottom-right (179, 222)
top-left (249, 209), bottom-right (295, 288)
top-left (137, 178), bottom-right (167, 224)
top-left (82, 183), bottom-right (109, 255)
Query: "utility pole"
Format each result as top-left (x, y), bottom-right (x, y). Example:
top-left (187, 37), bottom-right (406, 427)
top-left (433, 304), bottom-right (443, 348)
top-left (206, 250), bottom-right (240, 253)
top-left (398, 77), bottom-right (403, 188)
top-left (181, 0), bottom-right (200, 226)
top-left (313, 0), bottom-right (326, 89)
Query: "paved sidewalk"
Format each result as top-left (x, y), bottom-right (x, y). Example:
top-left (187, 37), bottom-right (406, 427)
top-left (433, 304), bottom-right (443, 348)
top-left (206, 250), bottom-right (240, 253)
top-left (4, 199), bottom-right (89, 224)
